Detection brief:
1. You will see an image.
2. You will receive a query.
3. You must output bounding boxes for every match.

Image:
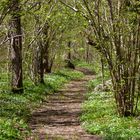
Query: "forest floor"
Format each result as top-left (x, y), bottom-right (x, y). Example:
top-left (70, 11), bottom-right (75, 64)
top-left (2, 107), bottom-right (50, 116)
top-left (27, 70), bottom-right (101, 140)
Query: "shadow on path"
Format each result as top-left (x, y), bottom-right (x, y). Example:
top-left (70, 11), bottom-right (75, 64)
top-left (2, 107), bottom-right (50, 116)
top-left (27, 74), bottom-right (101, 140)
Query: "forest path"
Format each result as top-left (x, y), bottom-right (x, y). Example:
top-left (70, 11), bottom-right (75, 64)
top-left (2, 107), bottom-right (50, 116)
top-left (27, 72), bottom-right (101, 140)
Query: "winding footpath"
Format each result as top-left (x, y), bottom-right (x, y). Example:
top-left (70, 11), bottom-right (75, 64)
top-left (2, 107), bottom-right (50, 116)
top-left (27, 73), bottom-right (101, 140)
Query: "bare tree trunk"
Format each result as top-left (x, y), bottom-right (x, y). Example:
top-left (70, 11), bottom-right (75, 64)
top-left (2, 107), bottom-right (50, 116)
top-left (101, 57), bottom-right (105, 86)
top-left (42, 22), bottom-right (51, 73)
top-left (9, 0), bottom-right (23, 93)
top-left (67, 41), bottom-right (75, 69)
top-left (33, 44), bottom-right (44, 84)
top-left (86, 45), bottom-right (90, 63)
top-left (68, 41), bottom-right (71, 61)
top-left (38, 43), bottom-right (44, 84)
top-left (44, 46), bottom-right (50, 73)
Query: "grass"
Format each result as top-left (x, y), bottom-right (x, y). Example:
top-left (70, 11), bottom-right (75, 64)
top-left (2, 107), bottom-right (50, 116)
top-left (0, 68), bottom-right (84, 140)
top-left (87, 76), bottom-right (103, 91)
top-left (73, 60), bottom-right (98, 73)
top-left (87, 70), bottom-right (110, 91)
top-left (81, 77), bottom-right (140, 140)
top-left (54, 69), bottom-right (84, 80)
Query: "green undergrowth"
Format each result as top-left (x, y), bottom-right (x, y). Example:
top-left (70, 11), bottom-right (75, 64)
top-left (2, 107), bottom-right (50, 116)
top-left (0, 69), bottom-right (84, 140)
top-left (73, 60), bottom-right (98, 73)
top-left (87, 70), bottom-right (110, 91)
top-left (54, 69), bottom-right (84, 80)
top-left (87, 76), bottom-right (102, 91)
top-left (81, 78), bottom-right (140, 140)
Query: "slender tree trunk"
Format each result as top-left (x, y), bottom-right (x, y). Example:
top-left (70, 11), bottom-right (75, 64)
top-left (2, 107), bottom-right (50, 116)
top-left (36, 41), bottom-right (45, 84)
top-left (101, 57), bottom-right (105, 86)
top-left (44, 42), bottom-right (50, 73)
top-left (10, 0), bottom-right (23, 93)
top-left (38, 47), bottom-right (44, 84)
top-left (42, 22), bottom-right (50, 73)
top-left (86, 45), bottom-right (90, 63)
top-left (66, 41), bottom-right (75, 69)
top-left (68, 41), bottom-right (71, 61)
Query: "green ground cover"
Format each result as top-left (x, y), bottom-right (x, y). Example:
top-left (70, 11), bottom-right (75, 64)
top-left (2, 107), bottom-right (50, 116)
top-left (81, 77), bottom-right (140, 140)
top-left (0, 69), bottom-right (84, 140)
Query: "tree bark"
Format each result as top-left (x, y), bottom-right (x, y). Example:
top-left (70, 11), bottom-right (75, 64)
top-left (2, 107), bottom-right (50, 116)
top-left (43, 41), bottom-right (50, 73)
top-left (101, 57), bottom-right (105, 86)
top-left (9, 0), bottom-right (23, 93)
top-left (66, 41), bottom-right (75, 69)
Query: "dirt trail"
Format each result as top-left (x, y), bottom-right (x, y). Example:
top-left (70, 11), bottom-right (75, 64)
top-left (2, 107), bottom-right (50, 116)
top-left (27, 74), bottom-right (101, 140)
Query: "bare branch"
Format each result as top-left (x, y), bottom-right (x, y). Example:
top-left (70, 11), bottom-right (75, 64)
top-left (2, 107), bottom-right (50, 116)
top-left (59, 0), bottom-right (78, 12)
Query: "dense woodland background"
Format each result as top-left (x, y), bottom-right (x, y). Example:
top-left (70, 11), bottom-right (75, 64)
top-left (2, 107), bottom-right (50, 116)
top-left (0, 0), bottom-right (140, 139)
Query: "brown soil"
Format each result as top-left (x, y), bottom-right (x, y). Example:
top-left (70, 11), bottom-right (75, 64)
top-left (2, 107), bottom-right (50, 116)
top-left (27, 74), bottom-right (102, 140)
